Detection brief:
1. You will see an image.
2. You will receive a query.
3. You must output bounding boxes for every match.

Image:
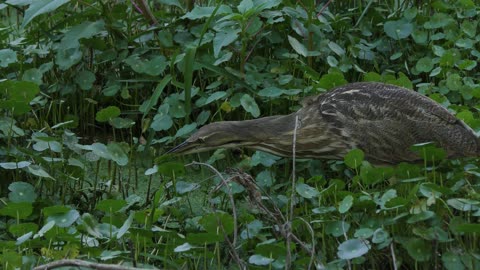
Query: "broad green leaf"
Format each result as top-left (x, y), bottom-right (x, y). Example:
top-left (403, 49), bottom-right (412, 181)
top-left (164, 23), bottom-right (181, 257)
top-left (21, 0), bottom-right (70, 27)
top-left (74, 70), bottom-right (96, 90)
top-left (326, 221), bottom-right (350, 237)
top-left (416, 57), bottom-right (433, 73)
top-left (258, 86), bottom-right (284, 97)
top-left (250, 151), bottom-right (281, 167)
top-left (337, 239), bottom-right (371, 260)
top-left (205, 91), bottom-right (227, 104)
top-left (91, 142), bottom-right (112, 160)
top-left (0, 161), bottom-right (31, 169)
top-left (181, 5), bottom-right (232, 20)
top-left (288, 35), bottom-right (307, 57)
top-left (110, 117), bottom-right (135, 129)
top-left (59, 20), bottom-right (105, 48)
top-left (238, 0), bottom-right (253, 14)
top-left (175, 181), bottom-right (200, 194)
top-left (442, 251), bottom-right (465, 270)
top-left (151, 114), bottom-right (173, 131)
top-left (296, 183), bottom-right (320, 199)
top-left (107, 142), bottom-right (129, 166)
top-left (318, 72), bottom-right (347, 89)
top-left (96, 199), bottom-right (127, 213)
top-left (328, 41), bottom-right (345, 56)
top-left (344, 148), bottom-right (364, 169)
top-left (354, 228), bottom-right (374, 239)
top-left (46, 209), bottom-right (80, 228)
top-left (403, 238), bottom-right (431, 261)
top-left (248, 254), bottom-right (274, 266)
top-left (0, 202), bottom-right (33, 219)
top-left (22, 68), bottom-right (43, 85)
top-left (213, 30), bottom-right (240, 58)
top-left (96, 106), bottom-right (121, 122)
top-left (199, 212), bottom-right (234, 235)
top-left (0, 49), bottom-right (17, 67)
top-left (174, 123), bottom-right (197, 138)
top-left (56, 47), bottom-right (82, 70)
top-left (27, 165), bottom-right (54, 179)
top-left (8, 182), bottom-right (37, 203)
top-left (384, 19), bottom-right (413, 40)
top-left (338, 195), bottom-right (354, 213)
top-left (240, 220), bottom-right (262, 239)
top-left (158, 162), bottom-right (185, 178)
top-left (240, 94), bottom-right (260, 117)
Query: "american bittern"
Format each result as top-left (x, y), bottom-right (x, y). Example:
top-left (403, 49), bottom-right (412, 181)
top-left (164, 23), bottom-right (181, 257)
top-left (168, 82), bottom-right (479, 164)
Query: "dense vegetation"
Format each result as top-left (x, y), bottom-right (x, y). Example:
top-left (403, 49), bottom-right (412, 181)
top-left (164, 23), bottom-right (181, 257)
top-left (1, 0), bottom-right (479, 269)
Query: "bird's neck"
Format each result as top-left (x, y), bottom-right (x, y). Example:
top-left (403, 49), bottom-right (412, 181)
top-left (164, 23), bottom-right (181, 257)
top-left (228, 113), bottom-right (298, 143)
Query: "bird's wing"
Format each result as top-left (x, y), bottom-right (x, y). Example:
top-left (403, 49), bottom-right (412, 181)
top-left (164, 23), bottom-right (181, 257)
top-left (316, 83), bottom-right (478, 164)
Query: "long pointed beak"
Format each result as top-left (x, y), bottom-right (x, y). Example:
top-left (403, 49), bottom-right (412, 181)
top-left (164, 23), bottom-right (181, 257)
top-left (166, 140), bottom-right (192, 154)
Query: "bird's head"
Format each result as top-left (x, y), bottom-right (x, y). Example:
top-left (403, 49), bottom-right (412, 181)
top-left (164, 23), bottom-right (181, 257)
top-left (167, 121), bottom-right (255, 155)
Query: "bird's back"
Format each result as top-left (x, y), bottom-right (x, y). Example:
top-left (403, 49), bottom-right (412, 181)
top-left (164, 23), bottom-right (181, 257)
top-left (298, 82), bottom-right (479, 164)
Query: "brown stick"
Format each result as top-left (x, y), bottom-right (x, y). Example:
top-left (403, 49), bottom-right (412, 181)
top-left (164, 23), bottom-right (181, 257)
top-left (33, 259), bottom-right (150, 270)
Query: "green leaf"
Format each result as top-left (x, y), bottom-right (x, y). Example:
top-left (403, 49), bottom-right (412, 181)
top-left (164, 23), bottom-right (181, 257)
top-left (199, 212), bottom-right (234, 235)
top-left (110, 117), bottom-right (135, 129)
top-left (296, 183), bottom-right (320, 199)
top-left (288, 35), bottom-right (307, 57)
top-left (8, 182), bottom-right (37, 203)
top-left (174, 242), bottom-right (194, 252)
top-left (59, 20), bottom-right (106, 49)
top-left (107, 142), bottom-right (129, 166)
top-left (258, 86), bottom-right (284, 97)
top-left (0, 49), bottom-right (17, 67)
top-left (56, 47), bottom-right (82, 70)
top-left (318, 72), bottom-right (347, 89)
top-left (46, 209), bottom-right (80, 228)
top-left (158, 162), bottom-right (185, 178)
top-left (96, 199), bottom-right (127, 213)
top-left (326, 221), bottom-right (350, 237)
top-left (22, 68), bottom-right (43, 85)
top-left (96, 106), bottom-right (121, 122)
top-left (384, 19), bottom-right (413, 40)
top-left (27, 165), bottom-right (54, 179)
top-left (248, 254), bottom-right (274, 266)
top-left (0, 161), bottom-right (31, 169)
top-left (250, 151), bottom-right (281, 167)
top-left (213, 30), bottom-right (240, 58)
top-left (344, 149), bottom-right (364, 169)
top-left (328, 41), bottom-right (345, 56)
top-left (74, 70), bottom-right (96, 90)
top-left (442, 251), bottom-right (465, 270)
top-left (205, 91), bottom-right (227, 104)
top-left (0, 202), bottom-right (33, 219)
top-left (240, 220), bottom-right (262, 239)
top-left (181, 5), bottom-right (232, 20)
top-left (403, 238), bottom-right (431, 261)
top-left (354, 228), bottom-right (374, 239)
top-left (91, 142), bottom-right (112, 160)
top-left (415, 57), bottom-right (433, 73)
top-left (337, 239), bottom-right (371, 260)
top-left (117, 212), bottom-right (134, 239)
top-left (151, 114), bottom-right (173, 131)
top-left (338, 195), bottom-right (354, 214)
top-left (174, 123), bottom-right (197, 138)
top-left (21, 0), bottom-right (70, 27)
top-left (175, 181), bottom-right (200, 194)
top-left (240, 94), bottom-right (260, 117)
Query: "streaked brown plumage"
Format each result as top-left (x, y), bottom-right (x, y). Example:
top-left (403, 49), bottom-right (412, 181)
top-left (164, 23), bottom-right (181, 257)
top-left (168, 82), bottom-right (479, 164)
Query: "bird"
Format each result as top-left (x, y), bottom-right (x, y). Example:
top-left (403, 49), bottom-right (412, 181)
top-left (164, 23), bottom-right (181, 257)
top-left (167, 82), bottom-right (480, 164)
